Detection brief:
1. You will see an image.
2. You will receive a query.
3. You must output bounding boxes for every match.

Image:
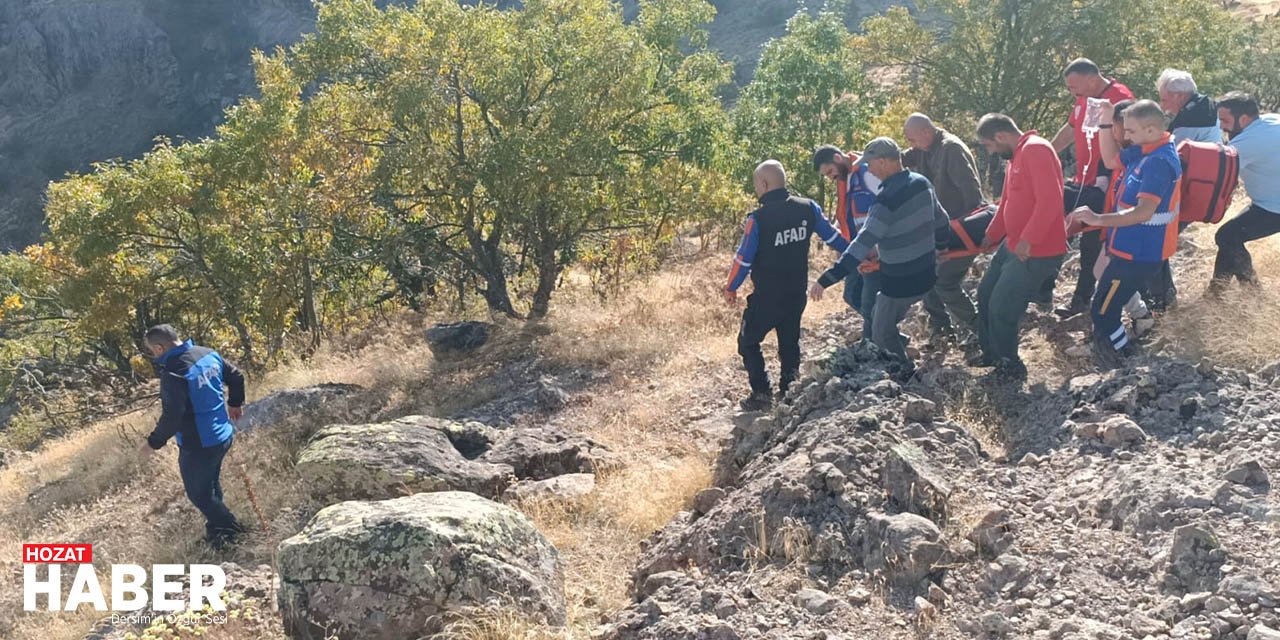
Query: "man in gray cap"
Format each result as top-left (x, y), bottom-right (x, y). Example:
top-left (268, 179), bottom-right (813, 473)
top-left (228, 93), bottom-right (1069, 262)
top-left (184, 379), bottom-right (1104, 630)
top-left (810, 137), bottom-right (949, 378)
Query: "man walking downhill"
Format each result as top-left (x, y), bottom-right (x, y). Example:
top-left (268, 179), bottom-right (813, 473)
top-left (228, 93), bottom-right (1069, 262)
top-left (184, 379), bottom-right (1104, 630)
top-left (1049, 58), bottom-right (1135, 317)
top-left (1210, 92), bottom-right (1280, 293)
top-left (973, 114), bottom-right (1068, 381)
top-left (139, 324), bottom-right (249, 550)
top-left (1069, 100), bottom-right (1182, 369)
top-left (725, 161), bottom-right (849, 411)
top-left (902, 113), bottom-right (986, 346)
top-left (809, 138), bottom-right (949, 380)
top-left (812, 145), bottom-right (883, 340)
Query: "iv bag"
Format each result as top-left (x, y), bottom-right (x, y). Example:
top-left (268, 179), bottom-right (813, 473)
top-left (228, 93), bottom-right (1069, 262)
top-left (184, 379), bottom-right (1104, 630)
top-left (1082, 97), bottom-right (1106, 134)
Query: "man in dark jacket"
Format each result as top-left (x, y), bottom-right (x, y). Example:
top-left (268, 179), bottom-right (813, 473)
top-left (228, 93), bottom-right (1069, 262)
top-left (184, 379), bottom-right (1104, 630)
top-left (725, 160), bottom-right (849, 411)
top-left (139, 324), bottom-right (248, 549)
top-left (903, 113), bottom-right (986, 343)
top-left (810, 138), bottom-right (950, 379)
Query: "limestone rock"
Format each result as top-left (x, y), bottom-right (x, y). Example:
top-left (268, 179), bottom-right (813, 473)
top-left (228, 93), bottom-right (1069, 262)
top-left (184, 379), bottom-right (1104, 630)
top-left (503, 473), bottom-right (596, 504)
top-left (863, 511), bottom-right (946, 588)
top-left (278, 492), bottom-right (564, 639)
top-left (296, 416), bottom-right (513, 500)
top-left (883, 443), bottom-right (952, 519)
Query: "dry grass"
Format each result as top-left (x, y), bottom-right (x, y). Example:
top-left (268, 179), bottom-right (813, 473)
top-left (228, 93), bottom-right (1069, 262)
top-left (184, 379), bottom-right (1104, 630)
top-left (0, 249), bottom-right (850, 640)
top-left (1159, 212), bottom-right (1280, 369)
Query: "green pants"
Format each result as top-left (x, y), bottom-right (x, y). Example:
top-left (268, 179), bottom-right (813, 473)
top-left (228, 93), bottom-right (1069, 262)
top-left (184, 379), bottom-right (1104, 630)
top-left (923, 254), bottom-right (978, 334)
top-left (977, 244), bottom-right (1064, 364)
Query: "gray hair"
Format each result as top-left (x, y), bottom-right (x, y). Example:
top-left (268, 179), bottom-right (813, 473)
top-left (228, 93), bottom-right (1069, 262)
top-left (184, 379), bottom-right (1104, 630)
top-left (1156, 69), bottom-right (1197, 95)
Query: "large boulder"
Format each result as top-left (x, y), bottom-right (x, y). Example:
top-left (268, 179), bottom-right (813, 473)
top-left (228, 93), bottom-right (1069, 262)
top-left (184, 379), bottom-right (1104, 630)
top-left (278, 492), bottom-right (564, 640)
top-left (484, 426), bottom-right (617, 480)
top-left (296, 417), bottom-right (512, 500)
top-left (863, 511), bottom-right (946, 589)
top-left (425, 321), bottom-right (493, 357)
top-left (238, 383), bottom-right (365, 434)
top-left (1163, 523), bottom-right (1226, 594)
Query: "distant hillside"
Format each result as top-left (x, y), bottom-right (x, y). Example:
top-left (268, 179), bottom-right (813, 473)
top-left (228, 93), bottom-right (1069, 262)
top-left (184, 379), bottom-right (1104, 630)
top-left (0, 0), bottom-right (893, 250)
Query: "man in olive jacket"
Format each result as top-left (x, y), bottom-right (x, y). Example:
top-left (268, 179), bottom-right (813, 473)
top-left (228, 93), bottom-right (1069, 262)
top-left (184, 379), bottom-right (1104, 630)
top-left (903, 113), bottom-right (986, 344)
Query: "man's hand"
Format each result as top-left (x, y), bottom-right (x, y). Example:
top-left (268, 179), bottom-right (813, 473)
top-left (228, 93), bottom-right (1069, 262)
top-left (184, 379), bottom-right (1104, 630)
top-left (1097, 100), bottom-right (1116, 123)
top-left (228, 405), bottom-right (243, 421)
top-left (980, 237), bottom-right (1000, 252)
top-left (808, 281), bottom-right (825, 301)
top-left (1070, 207), bottom-right (1102, 227)
top-left (1013, 239), bottom-right (1032, 261)
top-left (722, 289), bottom-right (738, 306)
top-left (138, 441), bottom-right (155, 456)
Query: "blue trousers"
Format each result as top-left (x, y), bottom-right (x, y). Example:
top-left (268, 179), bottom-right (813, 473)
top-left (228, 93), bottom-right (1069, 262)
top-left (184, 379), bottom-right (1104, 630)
top-left (1092, 258), bottom-right (1160, 351)
top-left (178, 437), bottom-right (245, 543)
top-left (843, 269), bottom-right (882, 340)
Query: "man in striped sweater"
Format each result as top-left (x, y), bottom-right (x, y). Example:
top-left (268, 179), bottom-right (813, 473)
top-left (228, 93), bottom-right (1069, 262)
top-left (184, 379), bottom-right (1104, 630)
top-left (809, 138), bottom-right (949, 378)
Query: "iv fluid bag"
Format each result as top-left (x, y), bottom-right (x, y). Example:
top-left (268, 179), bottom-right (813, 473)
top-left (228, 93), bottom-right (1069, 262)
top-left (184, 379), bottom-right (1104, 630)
top-left (1081, 97), bottom-right (1106, 134)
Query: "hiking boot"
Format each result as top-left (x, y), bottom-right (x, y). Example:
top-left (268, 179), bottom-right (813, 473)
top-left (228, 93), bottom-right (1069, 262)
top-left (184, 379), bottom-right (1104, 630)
top-left (925, 326), bottom-right (955, 351)
top-left (1092, 333), bottom-right (1125, 370)
top-left (990, 358), bottom-right (1027, 382)
top-left (1054, 297), bottom-right (1090, 319)
top-left (1131, 313), bottom-right (1156, 339)
top-left (739, 391), bottom-right (773, 412)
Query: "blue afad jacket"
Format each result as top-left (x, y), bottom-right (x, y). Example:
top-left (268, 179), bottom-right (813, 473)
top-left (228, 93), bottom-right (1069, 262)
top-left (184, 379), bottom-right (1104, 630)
top-left (146, 340), bottom-right (246, 450)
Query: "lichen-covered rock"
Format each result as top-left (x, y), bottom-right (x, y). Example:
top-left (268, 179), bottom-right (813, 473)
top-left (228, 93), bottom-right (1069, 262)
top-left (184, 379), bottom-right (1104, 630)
top-left (1163, 523), bottom-right (1226, 594)
top-left (296, 416), bottom-right (513, 500)
top-left (238, 383), bottom-right (365, 434)
top-left (484, 426), bottom-right (616, 480)
top-left (503, 473), bottom-right (596, 504)
top-left (278, 492), bottom-right (564, 640)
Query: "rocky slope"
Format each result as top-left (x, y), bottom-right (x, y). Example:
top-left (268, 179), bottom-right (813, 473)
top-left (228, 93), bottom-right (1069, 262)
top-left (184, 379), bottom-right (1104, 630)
top-left (599, 315), bottom-right (1280, 640)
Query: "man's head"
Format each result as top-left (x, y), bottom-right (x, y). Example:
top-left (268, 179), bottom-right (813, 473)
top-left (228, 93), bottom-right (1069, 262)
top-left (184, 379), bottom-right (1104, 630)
top-left (144, 324), bottom-right (182, 357)
top-left (1121, 100), bottom-right (1168, 146)
top-left (861, 137), bottom-right (903, 181)
top-left (812, 145), bottom-right (851, 182)
top-left (975, 113), bottom-right (1023, 159)
top-left (1111, 99), bottom-right (1136, 148)
top-left (1217, 91), bottom-right (1260, 139)
top-left (903, 113), bottom-right (938, 150)
top-left (1156, 69), bottom-right (1197, 115)
top-left (754, 160), bottom-right (787, 198)
top-left (1063, 58), bottom-right (1107, 99)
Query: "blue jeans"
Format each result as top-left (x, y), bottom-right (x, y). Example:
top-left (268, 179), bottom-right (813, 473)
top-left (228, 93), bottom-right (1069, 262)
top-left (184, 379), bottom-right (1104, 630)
top-left (1093, 258), bottom-right (1160, 351)
top-left (178, 437), bottom-right (245, 543)
top-left (843, 269), bottom-right (882, 340)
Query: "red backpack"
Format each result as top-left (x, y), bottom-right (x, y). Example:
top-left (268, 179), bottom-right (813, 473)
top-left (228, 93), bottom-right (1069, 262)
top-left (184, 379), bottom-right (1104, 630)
top-left (1177, 140), bottom-right (1239, 224)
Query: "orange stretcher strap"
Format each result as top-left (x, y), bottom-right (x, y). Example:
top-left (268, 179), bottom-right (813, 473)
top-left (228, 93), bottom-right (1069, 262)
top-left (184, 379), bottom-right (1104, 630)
top-left (858, 258), bottom-right (880, 273)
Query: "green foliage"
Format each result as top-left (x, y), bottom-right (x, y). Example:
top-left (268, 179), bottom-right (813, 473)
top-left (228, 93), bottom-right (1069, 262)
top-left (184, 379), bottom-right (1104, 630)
top-left (858, 0), bottom-right (1248, 132)
top-left (1240, 18), bottom-right (1280, 111)
top-left (734, 4), bottom-right (882, 206)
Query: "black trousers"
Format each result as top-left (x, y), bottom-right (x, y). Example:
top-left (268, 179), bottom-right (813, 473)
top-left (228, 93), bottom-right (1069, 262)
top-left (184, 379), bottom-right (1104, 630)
top-left (1212, 204), bottom-right (1280, 287)
top-left (178, 437), bottom-right (245, 543)
top-left (738, 293), bottom-right (805, 393)
top-left (1041, 183), bottom-right (1106, 303)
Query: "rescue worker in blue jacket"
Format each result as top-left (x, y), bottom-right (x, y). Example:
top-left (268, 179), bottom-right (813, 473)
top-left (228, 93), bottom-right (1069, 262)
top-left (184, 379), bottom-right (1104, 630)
top-left (725, 160), bottom-right (848, 411)
top-left (139, 324), bottom-right (248, 549)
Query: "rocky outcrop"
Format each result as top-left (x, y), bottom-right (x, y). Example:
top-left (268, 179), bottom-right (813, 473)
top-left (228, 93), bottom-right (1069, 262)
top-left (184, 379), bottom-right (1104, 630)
top-left (296, 416), bottom-right (513, 500)
top-left (237, 383), bottom-right (365, 433)
top-left (425, 321), bottom-right (493, 357)
top-left (277, 491), bottom-right (564, 640)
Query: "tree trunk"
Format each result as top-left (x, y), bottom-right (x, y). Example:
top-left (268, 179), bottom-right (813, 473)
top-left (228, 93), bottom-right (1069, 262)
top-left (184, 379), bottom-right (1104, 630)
top-left (528, 243), bottom-right (560, 320)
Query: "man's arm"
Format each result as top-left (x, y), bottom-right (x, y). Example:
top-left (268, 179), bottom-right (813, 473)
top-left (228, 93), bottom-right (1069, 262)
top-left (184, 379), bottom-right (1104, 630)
top-left (222, 355), bottom-right (246, 420)
top-left (1081, 158), bottom-right (1173, 227)
top-left (810, 202), bottom-right (849, 253)
top-left (725, 215), bottom-right (759, 294)
top-left (817, 203), bottom-right (886, 288)
top-left (947, 144), bottom-right (986, 214)
top-left (1051, 123), bottom-right (1074, 153)
top-left (146, 371), bottom-right (187, 450)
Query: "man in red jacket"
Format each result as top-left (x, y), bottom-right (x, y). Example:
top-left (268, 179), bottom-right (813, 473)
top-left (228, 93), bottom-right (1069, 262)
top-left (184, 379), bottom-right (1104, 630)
top-left (973, 114), bottom-right (1069, 380)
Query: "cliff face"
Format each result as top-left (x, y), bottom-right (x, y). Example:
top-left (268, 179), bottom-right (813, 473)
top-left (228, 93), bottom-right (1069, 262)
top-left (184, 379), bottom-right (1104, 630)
top-left (0, 0), bottom-right (314, 249)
